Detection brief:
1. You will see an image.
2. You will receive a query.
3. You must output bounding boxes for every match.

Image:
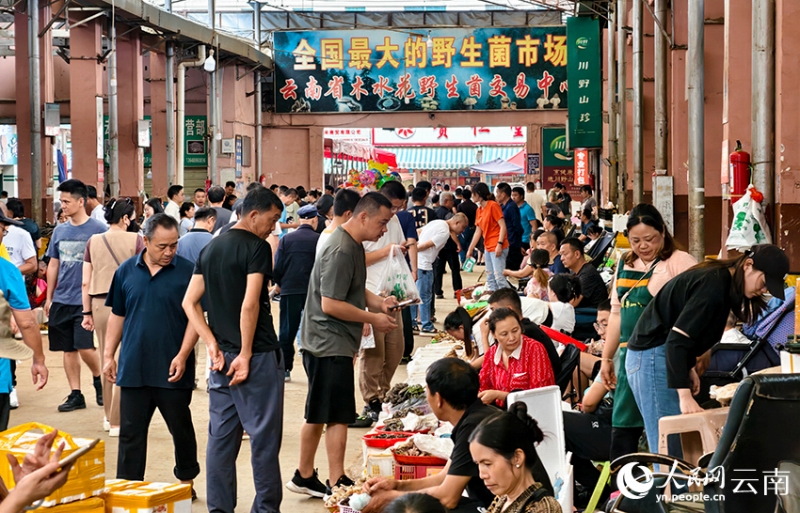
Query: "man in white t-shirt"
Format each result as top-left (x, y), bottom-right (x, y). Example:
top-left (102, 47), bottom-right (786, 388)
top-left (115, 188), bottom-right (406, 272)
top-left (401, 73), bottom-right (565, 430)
top-left (4, 224), bottom-right (37, 275)
top-left (525, 182), bottom-right (546, 221)
top-left (86, 186), bottom-right (108, 227)
top-left (356, 181), bottom-right (417, 428)
top-left (414, 214), bottom-right (468, 335)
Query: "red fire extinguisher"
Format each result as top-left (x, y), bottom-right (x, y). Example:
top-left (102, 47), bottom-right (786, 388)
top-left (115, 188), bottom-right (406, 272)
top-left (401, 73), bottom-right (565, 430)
top-left (729, 140), bottom-right (751, 202)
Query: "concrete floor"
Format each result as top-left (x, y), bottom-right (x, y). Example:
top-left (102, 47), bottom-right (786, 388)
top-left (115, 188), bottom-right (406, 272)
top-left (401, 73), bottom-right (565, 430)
top-left (9, 269), bottom-right (483, 512)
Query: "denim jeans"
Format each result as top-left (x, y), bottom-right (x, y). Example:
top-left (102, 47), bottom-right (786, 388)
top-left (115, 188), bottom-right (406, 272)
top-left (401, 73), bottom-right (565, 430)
top-left (626, 344), bottom-right (683, 458)
top-left (484, 247), bottom-right (510, 291)
top-left (416, 269), bottom-right (435, 331)
top-left (458, 227), bottom-right (476, 264)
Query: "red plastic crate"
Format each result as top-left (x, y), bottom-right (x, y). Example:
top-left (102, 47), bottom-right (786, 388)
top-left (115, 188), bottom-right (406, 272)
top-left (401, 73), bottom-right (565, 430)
top-left (394, 463), bottom-right (445, 481)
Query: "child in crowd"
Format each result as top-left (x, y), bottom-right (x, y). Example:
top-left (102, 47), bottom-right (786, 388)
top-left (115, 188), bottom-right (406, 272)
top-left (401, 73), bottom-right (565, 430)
top-left (524, 249), bottom-right (552, 300)
top-left (547, 274), bottom-right (582, 335)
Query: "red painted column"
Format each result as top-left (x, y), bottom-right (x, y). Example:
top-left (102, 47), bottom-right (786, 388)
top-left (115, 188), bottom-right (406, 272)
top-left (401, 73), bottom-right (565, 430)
top-left (14, 1), bottom-right (54, 218)
top-left (68, 14), bottom-right (104, 194)
top-left (149, 52), bottom-right (169, 197)
top-left (115, 31), bottom-right (144, 199)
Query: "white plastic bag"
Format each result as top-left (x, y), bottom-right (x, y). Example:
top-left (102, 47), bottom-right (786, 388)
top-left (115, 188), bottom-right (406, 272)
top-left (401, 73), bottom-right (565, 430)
top-left (726, 185), bottom-right (772, 251)
top-left (379, 246), bottom-right (420, 301)
top-left (360, 324), bottom-right (375, 350)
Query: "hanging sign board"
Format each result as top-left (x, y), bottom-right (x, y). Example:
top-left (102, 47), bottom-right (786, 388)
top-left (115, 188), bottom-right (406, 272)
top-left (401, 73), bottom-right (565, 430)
top-left (566, 17), bottom-right (603, 148)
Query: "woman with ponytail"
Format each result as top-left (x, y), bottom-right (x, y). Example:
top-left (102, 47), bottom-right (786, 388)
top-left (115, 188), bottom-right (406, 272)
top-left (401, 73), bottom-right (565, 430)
top-left (469, 402), bottom-right (561, 513)
top-left (626, 243), bottom-right (788, 457)
top-left (80, 198), bottom-right (143, 435)
top-left (465, 182), bottom-right (510, 291)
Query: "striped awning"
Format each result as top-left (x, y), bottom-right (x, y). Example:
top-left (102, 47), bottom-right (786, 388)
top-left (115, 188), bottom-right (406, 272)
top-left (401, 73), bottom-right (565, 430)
top-left (382, 145), bottom-right (523, 171)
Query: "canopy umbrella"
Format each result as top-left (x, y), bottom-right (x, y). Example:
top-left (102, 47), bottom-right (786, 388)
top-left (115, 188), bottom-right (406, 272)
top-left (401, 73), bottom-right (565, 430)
top-left (470, 158), bottom-right (524, 175)
top-left (507, 149), bottom-right (527, 169)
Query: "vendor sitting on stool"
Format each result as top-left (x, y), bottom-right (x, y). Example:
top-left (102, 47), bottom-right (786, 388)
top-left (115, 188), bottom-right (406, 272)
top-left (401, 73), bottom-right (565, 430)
top-left (478, 308), bottom-right (555, 409)
top-left (363, 359), bottom-right (498, 513)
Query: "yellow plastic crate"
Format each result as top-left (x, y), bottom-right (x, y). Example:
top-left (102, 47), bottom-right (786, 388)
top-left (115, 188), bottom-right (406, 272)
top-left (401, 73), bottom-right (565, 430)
top-left (103, 480), bottom-right (192, 513)
top-left (0, 422), bottom-right (104, 507)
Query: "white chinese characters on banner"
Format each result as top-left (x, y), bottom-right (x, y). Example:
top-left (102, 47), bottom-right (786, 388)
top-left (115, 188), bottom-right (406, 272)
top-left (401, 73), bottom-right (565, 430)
top-left (372, 126), bottom-right (527, 146)
top-left (573, 148), bottom-right (589, 186)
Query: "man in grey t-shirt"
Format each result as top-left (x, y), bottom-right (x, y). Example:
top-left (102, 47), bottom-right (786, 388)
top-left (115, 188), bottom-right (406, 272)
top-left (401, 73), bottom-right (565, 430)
top-left (287, 193), bottom-right (399, 499)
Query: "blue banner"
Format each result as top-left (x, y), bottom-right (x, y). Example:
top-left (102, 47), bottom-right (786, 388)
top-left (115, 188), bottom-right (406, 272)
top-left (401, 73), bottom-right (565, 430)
top-left (273, 27), bottom-right (569, 113)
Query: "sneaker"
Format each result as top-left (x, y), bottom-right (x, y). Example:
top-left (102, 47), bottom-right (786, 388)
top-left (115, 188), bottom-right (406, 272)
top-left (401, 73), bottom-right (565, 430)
top-left (93, 376), bottom-right (103, 406)
top-left (191, 487), bottom-right (197, 502)
top-left (324, 474), bottom-right (355, 500)
top-left (349, 405), bottom-right (376, 428)
top-left (109, 427), bottom-right (120, 437)
top-left (411, 324), bottom-right (421, 334)
top-left (9, 388), bottom-right (18, 409)
top-left (284, 371), bottom-right (291, 383)
top-left (103, 418), bottom-right (111, 432)
top-left (419, 328), bottom-right (438, 336)
top-left (400, 356), bottom-right (411, 365)
top-left (58, 392), bottom-right (86, 412)
top-left (286, 469), bottom-right (327, 498)
top-left (367, 399), bottom-right (381, 423)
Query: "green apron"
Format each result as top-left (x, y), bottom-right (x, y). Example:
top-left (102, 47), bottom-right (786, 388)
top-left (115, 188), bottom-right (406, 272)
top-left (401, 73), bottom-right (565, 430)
top-left (611, 260), bottom-right (658, 428)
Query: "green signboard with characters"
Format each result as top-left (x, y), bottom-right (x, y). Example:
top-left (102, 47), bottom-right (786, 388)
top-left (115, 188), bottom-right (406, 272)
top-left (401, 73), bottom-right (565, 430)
top-left (566, 17), bottom-right (603, 149)
top-left (103, 115), bottom-right (207, 168)
top-left (542, 127), bottom-right (580, 197)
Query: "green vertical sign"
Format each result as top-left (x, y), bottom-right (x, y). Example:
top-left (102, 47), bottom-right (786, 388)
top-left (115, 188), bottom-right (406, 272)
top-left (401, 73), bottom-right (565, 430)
top-left (184, 116), bottom-right (208, 168)
top-left (567, 17), bottom-right (602, 148)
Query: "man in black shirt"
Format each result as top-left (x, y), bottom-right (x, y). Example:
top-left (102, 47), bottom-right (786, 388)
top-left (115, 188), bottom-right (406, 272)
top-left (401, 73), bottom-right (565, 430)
top-left (363, 359), bottom-right (497, 513)
top-left (559, 237), bottom-right (608, 309)
top-left (457, 189), bottom-right (478, 264)
top-left (409, 187), bottom-right (438, 231)
top-left (434, 192), bottom-right (462, 299)
top-left (183, 187), bottom-right (285, 513)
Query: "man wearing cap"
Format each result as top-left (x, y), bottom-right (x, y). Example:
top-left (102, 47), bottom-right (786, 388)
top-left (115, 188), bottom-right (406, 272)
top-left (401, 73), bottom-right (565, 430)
top-left (273, 204), bottom-right (319, 382)
top-left (0, 211), bottom-right (48, 429)
top-left (625, 243), bottom-right (790, 458)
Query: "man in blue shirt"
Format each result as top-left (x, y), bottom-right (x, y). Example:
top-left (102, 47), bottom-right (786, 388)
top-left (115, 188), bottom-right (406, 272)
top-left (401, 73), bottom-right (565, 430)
top-left (103, 214), bottom-right (199, 489)
top-left (496, 182), bottom-right (523, 271)
top-left (512, 186), bottom-right (539, 250)
top-left (45, 179), bottom-right (107, 413)
top-left (273, 205), bottom-right (320, 382)
top-left (176, 207), bottom-right (216, 264)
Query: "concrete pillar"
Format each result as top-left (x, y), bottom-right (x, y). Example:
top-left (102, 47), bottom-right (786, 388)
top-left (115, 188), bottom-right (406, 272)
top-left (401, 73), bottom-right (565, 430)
top-left (774, 0), bottom-right (800, 268)
top-left (149, 52), bottom-right (170, 196)
top-left (721, 0), bottom-right (752, 253)
top-left (68, 14), bottom-right (104, 193)
top-left (115, 31), bottom-right (144, 198)
top-left (14, 2), bottom-right (54, 216)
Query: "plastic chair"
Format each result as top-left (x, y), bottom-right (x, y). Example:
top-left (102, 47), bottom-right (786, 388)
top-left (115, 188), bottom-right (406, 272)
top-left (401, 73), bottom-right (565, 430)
top-left (657, 408), bottom-right (730, 466)
top-left (609, 374), bottom-right (800, 513)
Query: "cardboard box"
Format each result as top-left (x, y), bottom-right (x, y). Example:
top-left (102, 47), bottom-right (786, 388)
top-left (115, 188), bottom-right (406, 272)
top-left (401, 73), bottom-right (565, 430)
top-left (393, 464), bottom-right (444, 481)
top-left (103, 480), bottom-right (192, 513)
top-left (46, 497), bottom-right (105, 513)
top-left (0, 422), bottom-right (105, 507)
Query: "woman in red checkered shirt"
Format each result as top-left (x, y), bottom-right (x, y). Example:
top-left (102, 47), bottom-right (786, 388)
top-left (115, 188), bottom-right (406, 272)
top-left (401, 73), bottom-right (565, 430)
top-left (478, 308), bottom-right (556, 408)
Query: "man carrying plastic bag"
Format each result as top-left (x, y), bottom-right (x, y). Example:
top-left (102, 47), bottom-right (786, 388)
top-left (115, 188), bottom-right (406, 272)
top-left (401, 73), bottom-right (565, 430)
top-left (726, 184), bottom-right (772, 252)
